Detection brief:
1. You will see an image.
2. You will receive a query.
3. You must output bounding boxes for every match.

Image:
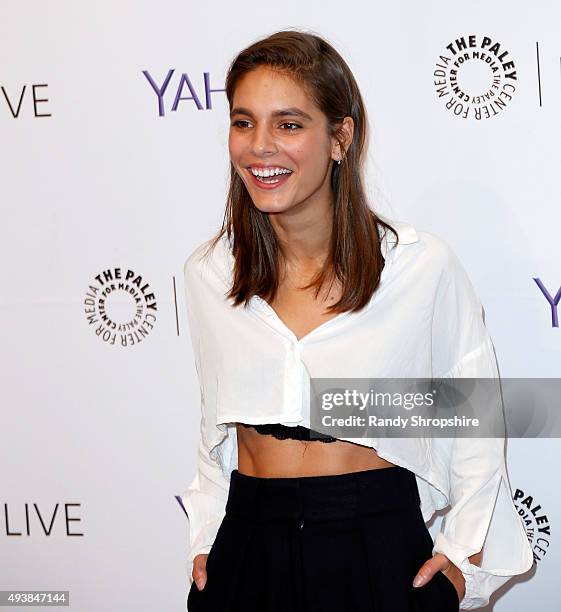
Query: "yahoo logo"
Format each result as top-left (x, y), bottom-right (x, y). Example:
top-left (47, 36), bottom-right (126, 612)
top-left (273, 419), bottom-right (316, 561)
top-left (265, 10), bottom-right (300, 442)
top-left (534, 278), bottom-right (561, 327)
top-left (142, 69), bottom-right (225, 117)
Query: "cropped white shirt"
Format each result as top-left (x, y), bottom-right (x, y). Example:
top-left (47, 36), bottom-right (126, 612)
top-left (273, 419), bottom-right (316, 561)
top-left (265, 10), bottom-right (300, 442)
top-left (180, 219), bottom-right (533, 610)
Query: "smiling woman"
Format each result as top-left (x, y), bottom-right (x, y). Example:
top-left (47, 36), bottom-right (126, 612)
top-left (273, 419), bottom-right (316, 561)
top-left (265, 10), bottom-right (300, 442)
top-left (227, 65), bottom-right (354, 226)
top-left (182, 28), bottom-right (533, 612)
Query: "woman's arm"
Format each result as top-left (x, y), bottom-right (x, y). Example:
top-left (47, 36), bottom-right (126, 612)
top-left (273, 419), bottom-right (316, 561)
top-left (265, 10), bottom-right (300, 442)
top-left (425, 234), bottom-right (533, 609)
top-left (181, 431), bottom-right (229, 588)
top-left (181, 246), bottom-right (231, 588)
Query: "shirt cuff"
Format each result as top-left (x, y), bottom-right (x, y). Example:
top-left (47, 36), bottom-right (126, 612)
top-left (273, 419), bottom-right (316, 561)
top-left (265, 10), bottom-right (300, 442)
top-left (432, 530), bottom-right (533, 609)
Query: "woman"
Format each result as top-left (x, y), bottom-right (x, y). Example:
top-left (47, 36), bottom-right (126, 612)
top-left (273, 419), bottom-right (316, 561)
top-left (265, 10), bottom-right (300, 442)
top-left (182, 30), bottom-right (533, 611)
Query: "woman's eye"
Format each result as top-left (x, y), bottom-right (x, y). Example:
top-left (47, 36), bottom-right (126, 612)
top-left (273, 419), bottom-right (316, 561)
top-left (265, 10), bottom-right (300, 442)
top-left (230, 120), bottom-right (301, 131)
top-left (280, 122), bottom-right (301, 130)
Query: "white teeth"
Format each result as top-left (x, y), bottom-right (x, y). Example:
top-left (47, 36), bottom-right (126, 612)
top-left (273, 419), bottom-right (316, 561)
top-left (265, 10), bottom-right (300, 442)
top-left (250, 167), bottom-right (292, 178)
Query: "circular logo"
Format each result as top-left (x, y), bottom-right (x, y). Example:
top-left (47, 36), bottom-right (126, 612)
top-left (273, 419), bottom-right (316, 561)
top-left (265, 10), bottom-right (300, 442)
top-left (434, 35), bottom-right (517, 120)
top-left (513, 487), bottom-right (551, 564)
top-left (83, 267), bottom-right (158, 346)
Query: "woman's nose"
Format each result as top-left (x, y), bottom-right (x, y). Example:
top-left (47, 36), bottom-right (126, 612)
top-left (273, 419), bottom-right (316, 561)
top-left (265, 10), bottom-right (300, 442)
top-left (251, 125), bottom-right (278, 156)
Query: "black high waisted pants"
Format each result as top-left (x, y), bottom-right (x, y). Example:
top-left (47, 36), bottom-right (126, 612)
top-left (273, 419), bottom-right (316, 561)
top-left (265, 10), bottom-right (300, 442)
top-left (187, 465), bottom-right (460, 612)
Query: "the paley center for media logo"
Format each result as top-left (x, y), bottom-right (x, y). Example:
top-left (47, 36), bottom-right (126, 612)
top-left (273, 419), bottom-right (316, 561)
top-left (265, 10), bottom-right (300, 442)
top-left (84, 267), bottom-right (158, 346)
top-left (434, 34), bottom-right (517, 120)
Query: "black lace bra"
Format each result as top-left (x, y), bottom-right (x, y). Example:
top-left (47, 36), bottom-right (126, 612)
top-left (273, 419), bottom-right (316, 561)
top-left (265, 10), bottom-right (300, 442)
top-left (239, 422), bottom-right (338, 443)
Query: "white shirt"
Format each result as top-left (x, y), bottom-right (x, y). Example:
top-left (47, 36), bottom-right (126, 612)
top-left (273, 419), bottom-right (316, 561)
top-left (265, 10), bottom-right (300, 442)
top-left (180, 218), bottom-right (533, 610)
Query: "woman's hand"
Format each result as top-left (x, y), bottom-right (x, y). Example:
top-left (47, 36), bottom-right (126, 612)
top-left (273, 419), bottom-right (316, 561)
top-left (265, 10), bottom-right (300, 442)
top-left (412, 552), bottom-right (466, 602)
top-left (192, 553), bottom-right (209, 591)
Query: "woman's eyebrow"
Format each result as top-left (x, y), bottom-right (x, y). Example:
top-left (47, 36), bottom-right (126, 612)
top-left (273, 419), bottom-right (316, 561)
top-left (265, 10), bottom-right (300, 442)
top-left (229, 107), bottom-right (313, 121)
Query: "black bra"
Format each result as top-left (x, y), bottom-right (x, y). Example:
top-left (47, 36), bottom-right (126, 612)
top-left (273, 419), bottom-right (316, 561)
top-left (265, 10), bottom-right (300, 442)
top-left (239, 422), bottom-right (338, 443)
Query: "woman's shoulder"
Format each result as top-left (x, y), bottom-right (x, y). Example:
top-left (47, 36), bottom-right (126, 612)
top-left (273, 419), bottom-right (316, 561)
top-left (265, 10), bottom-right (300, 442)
top-left (184, 222), bottom-right (466, 289)
top-left (382, 217), bottom-right (464, 274)
top-left (183, 232), bottom-right (233, 288)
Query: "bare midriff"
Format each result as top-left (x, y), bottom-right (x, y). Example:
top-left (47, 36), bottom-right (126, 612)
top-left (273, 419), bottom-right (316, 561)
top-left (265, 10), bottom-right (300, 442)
top-left (235, 423), bottom-right (397, 478)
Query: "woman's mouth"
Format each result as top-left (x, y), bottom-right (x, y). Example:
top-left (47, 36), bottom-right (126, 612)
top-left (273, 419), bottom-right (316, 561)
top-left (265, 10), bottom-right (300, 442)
top-left (247, 167), bottom-right (293, 190)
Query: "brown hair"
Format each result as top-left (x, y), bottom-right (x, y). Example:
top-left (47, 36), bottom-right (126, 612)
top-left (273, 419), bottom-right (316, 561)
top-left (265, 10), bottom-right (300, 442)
top-left (204, 28), bottom-right (398, 314)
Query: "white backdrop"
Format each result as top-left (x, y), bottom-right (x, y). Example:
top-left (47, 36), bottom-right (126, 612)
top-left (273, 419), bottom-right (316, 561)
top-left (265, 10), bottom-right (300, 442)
top-left (1, 1), bottom-right (559, 610)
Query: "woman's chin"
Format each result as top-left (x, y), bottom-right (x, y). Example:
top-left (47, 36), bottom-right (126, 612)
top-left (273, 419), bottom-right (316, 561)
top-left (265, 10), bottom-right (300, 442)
top-left (252, 200), bottom-right (293, 214)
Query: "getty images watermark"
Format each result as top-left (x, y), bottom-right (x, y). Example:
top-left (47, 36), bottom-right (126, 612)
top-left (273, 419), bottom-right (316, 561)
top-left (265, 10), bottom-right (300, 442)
top-left (307, 378), bottom-right (561, 439)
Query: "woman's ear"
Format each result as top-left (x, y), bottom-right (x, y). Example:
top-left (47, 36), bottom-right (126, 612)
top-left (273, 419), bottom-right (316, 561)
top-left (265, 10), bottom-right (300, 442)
top-left (332, 116), bottom-right (354, 160)
top-left (341, 116), bottom-right (354, 155)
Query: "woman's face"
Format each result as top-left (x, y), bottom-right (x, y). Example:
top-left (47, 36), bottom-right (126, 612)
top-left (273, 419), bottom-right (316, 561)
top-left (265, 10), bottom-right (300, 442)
top-left (228, 66), bottom-right (342, 215)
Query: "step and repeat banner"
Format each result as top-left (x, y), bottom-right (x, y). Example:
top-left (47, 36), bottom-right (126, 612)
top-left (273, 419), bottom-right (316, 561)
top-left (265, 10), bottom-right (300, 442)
top-left (2, 1), bottom-right (560, 610)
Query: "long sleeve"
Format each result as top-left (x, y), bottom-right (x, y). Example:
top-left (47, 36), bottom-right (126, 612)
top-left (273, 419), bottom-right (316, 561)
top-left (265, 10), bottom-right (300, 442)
top-left (181, 249), bottom-right (231, 587)
top-left (429, 237), bottom-right (534, 609)
top-left (181, 433), bottom-right (229, 586)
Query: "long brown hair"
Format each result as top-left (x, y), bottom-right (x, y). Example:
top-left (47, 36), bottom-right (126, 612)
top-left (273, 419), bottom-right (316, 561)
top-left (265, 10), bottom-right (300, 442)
top-left (204, 28), bottom-right (398, 314)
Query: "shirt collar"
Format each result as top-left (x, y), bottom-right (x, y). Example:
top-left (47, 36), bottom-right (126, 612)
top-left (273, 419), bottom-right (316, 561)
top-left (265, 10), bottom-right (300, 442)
top-left (379, 218), bottom-right (419, 258)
